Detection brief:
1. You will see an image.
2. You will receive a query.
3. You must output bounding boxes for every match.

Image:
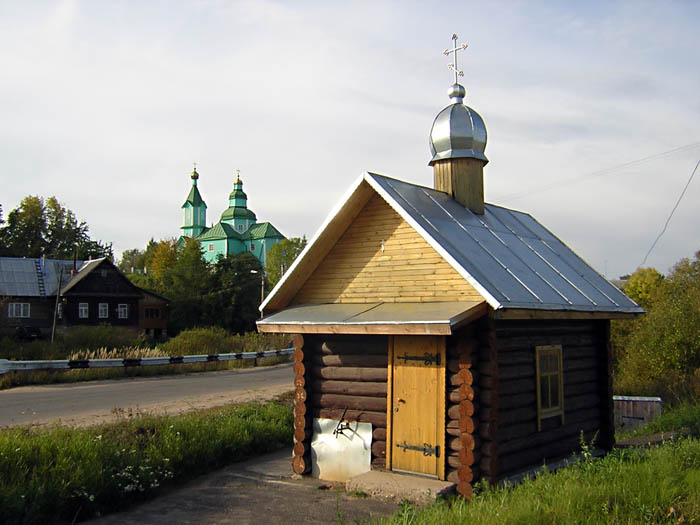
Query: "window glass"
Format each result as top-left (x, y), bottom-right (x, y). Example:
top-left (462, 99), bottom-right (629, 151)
top-left (8, 303), bottom-right (30, 318)
top-left (99, 303), bottom-right (108, 318)
top-left (118, 304), bottom-right (128, 319)
top-left (79, 303), bottom-right (89, 319)
top-left (536, 345), bottom-right (564, 430)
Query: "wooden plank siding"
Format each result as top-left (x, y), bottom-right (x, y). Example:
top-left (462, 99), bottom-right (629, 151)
top-left (490, 319), bottom-right (609, 478)
top-left (292, 194), bottom-right (482, 305)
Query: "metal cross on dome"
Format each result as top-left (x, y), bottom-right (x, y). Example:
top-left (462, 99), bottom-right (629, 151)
top-left (444, 33), bottom-right (468, 84)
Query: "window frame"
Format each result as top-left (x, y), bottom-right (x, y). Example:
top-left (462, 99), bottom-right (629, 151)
top-left (78, 303), bottom-right (89, 319)
top-left (98, 302), bottom-right (109, 319)
top-left (8, 303), bottom-right (30, 318)
top-left (118, 303), bottom-right (129, 319)
top-left (535, 344), bottom-right (564, 431)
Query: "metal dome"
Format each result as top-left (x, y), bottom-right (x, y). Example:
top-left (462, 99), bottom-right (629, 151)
top-left (429, 83), bottom-right (488, 166)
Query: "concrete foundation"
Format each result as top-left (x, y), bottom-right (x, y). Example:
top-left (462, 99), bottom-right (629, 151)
top-left (346, 470), bottom-right (455, 505)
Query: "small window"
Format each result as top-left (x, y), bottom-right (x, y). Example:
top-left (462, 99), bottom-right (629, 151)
top-left (79, 303), bottom-right (89, 319)
top-left (99, 303), bottom-right (109, 319)
top-left (118, 304), bottom-right (129, 319)
top-left (57, 303), bottom-right (63, 319)
top-left (238, 224), bottom-right (243, 232)
top-left (100, 269), bottom-right (108, 278)
top-left (208, 244), bottom-right (214, 252)
top-left (536, 345), bottom-right (564, 431)
top-left (250, 243), bottom-right (255, 251)
top-left (8, 303), bottom-right (30, 318)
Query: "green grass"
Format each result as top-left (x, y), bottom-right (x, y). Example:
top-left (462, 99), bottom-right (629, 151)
top-left (0, 399), bottom-right (293, 525)
top-left (379, 438), bottom-right (700, 524)
top-left (380, 402), bottom-right (700, 525)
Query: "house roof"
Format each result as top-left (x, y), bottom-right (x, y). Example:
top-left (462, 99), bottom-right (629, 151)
top-left (0, 257), bottom-right (82, 297)
top-left (259, 172), bottom-right (643, 318)
top-left (59, 258), bottom-right (108, 294)
top-left (257, 301), bottom-right (487, 335)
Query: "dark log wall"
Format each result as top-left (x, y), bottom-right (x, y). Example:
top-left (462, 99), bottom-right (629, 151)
top-left (291, 334), bottom-right (388, 475)
top-left (492, 319), bottom-right (610, 478)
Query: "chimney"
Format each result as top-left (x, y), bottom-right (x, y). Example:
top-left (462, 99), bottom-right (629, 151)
top-left (428, 36), bottom-right (488, 214)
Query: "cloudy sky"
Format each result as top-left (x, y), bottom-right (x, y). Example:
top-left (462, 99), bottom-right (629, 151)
top-left (1, 1), bottom-right (698, 279)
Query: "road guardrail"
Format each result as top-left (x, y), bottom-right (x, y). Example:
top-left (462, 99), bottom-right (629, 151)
top-left (0, 348), bottom-right (293, 375)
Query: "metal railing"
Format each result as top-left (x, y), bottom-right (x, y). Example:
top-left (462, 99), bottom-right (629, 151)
top-left (0, 348), bottom-right (293, 375)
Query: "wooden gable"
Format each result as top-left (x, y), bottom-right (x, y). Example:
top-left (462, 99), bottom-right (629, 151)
top-left (292, 194), bottom-right (483, 305)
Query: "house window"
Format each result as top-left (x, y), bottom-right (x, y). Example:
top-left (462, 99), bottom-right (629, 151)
top-left (238, 224), bottom-right (243, 231)
top-left (57, 303), bottom-right (63, 319)
top-left (8, 303), bottom-right (30, 318)
top-left (250, 243), bottom-right (255, 251)
top-left (79, 303), bottom-right (89, 319)
top-left (208, 244), bottom-right (214, 252)
top-left (99, 303), bottom-right (109, 318)
top-left (536, 345), bottom-right (564, 431)
top-left (118, 304), bottom-right (129, 319)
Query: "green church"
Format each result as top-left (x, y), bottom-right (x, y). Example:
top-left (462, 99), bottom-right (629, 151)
top-left (180, 167), bottom-right (285, 265)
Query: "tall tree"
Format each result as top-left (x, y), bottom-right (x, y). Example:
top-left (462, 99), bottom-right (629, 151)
top-left (0, 196), bottom-right (46, 257)
top-left (207, 252), bottom-right (263, 333)
top-left (0, 195), bottom-right (112, 259)
top-left (265, 236), bottom-right (307, 288)
top-left (623, 267), bottom-right (664, 310)
top-left (148, 239), bottom-right (178, 288)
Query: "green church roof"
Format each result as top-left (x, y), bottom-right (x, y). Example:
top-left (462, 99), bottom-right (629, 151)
top-left (182, 185), bottom-right (206, 208)
top-left (197, 222), bottom-right (241, 241)
top-left (229, 188), bottom-right (247, 200)
top-left (220, 206), bottom-right (257, 221)
top-left (243, 222), bottom-right (285, 240)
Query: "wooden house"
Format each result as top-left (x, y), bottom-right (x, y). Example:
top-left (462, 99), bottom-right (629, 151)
top-left (0, 257), bottom-right (167, 339)
top-left (256, 52), bottom-right (642, 498)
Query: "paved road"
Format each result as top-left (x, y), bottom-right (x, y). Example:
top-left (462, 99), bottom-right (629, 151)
top-left (90, 448), bottom-right (400, 525)
top-left (0, 363), bottom-right (294, 427)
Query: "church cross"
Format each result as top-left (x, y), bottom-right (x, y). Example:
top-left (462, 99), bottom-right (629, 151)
top-left (444, 33), bottom-right (468, 84)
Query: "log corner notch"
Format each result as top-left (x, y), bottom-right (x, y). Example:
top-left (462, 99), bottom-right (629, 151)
top-left (291, 334), bottom-right (311, 475)
top-left (446, 333), bottom-right (477, 499)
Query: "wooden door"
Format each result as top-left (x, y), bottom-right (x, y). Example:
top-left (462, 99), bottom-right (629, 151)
top-left (388, 335), bottom-right (446, 479)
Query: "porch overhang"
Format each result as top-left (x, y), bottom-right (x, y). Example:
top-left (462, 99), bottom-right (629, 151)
top-left (256, 301), bottom-right (487, 335)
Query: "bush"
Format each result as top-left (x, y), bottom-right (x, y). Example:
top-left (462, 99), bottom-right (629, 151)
top-left (159, 327), bottom-right (288, 356)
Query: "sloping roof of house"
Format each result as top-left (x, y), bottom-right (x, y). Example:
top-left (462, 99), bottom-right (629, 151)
top-left (0, 257), bottom-right (82, 297)
top-left (59, 258), bottom-right (108, 294)
top-left (259, 172), bottom-right (643, 317)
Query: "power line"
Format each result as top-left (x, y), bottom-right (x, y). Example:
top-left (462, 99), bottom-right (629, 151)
top-left (495, 142), bottom-right (700, 203)
top-left (639, 158), bottom-right (700, 269)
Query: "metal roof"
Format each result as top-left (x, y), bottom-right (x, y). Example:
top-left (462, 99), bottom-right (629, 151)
top-left (261, 172), bottom-right (642, 316)
top-left (366, 173), bottom-right (643, 314)
top-left (0, 258), bottom-right (82, 297)
top-left (257, 301), bottom-right (486, 335)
